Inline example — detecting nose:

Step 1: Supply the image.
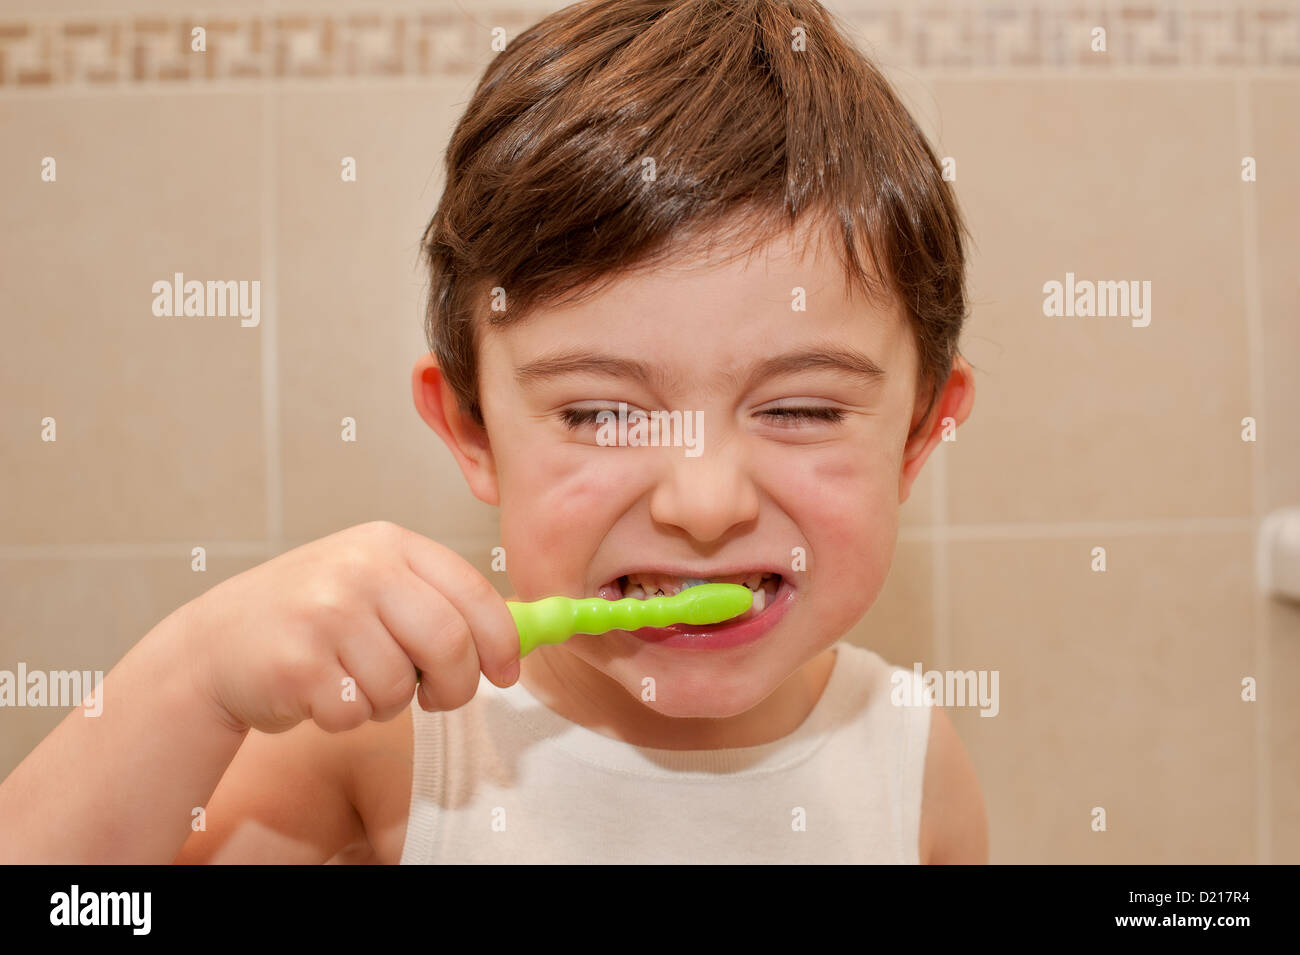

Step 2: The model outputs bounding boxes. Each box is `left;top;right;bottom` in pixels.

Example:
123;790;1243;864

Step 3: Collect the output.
647;443;760;544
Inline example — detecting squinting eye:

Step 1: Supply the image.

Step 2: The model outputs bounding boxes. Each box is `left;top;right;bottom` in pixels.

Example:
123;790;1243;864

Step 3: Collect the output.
758;407;847;426
559;407;606;429
559;406;646;429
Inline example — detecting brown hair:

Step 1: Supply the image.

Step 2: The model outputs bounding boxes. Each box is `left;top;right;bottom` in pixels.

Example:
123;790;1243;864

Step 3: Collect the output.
421;0;970;429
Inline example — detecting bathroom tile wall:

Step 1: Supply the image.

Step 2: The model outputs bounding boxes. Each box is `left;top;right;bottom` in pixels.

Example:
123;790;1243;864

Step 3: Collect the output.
2;1;1296;863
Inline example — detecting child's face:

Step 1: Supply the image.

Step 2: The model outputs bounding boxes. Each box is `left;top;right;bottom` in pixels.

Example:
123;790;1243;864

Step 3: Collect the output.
432;220;946;719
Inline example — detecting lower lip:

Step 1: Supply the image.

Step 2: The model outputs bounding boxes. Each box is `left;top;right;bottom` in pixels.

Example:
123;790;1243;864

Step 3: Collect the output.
611;577;796;650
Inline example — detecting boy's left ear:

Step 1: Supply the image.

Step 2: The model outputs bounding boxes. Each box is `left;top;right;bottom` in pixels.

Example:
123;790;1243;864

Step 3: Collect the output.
411;353;501;506
898;354;975;504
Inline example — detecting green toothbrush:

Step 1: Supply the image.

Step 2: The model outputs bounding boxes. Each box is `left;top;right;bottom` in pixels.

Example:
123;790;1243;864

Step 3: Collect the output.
508;582;754;657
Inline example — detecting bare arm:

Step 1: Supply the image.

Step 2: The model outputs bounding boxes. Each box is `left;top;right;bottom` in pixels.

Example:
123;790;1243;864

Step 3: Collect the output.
172;715;364;864
919;706;989;864
0;600;249;863
0;521;514;864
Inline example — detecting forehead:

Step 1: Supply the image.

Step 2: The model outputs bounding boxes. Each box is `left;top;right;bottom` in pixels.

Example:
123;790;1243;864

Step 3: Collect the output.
477;212;911;386
612;211;863;306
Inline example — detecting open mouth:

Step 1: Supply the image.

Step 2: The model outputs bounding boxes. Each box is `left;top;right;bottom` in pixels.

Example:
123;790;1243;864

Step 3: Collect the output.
597;571;784;623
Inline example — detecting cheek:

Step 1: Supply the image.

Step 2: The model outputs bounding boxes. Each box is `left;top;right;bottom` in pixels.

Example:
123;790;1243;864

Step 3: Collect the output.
790;449;899;534
536;454;640;525
498;453;643;582
786;450;899;597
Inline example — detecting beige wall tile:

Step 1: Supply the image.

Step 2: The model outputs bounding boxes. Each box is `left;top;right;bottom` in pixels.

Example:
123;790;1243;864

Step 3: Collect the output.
275;83;501;545
882;67;947;148
1249;79;1300;866
947;534;1256;863
0;94;266;544
842;538;934;670
2;1;264;13
881;68;955;530
1;1;1290;871
1251;80;1300;516
931;78;1251;524
1266;597;1300;863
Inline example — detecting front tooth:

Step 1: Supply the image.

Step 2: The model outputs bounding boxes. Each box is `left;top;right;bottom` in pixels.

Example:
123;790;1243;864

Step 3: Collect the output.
750;587;767;614
627;575;710;598
624;574;764;598
627;574;669;596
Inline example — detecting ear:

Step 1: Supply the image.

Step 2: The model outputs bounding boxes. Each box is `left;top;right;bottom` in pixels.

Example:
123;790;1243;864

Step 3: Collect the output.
898;354;975;504
411;353;500;506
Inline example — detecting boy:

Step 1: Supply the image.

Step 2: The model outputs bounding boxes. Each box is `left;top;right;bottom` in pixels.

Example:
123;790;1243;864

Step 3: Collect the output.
0;0;985;863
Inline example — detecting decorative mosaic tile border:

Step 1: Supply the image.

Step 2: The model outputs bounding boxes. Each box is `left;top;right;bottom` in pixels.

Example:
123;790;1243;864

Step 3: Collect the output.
0;2;1297;89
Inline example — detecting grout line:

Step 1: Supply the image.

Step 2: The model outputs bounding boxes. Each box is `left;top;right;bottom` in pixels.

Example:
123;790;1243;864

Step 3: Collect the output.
1236;73;1272;866
260;63;284;551
0;77;489;97
4;69;1300;100
898;515;1257;542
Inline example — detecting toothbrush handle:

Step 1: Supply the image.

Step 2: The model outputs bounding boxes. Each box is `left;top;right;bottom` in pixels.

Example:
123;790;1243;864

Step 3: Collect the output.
508;594;720;657
508;597;579;657
569;595;707;633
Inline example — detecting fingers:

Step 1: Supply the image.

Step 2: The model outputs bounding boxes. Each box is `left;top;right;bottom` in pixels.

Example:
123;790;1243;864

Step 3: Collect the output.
307;657;374;733
391;527;521;688
376;569;484;712
337;617;420;722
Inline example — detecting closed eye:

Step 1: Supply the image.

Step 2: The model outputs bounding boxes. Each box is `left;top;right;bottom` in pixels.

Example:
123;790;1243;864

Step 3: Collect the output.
559;405;845;430
758;406;846;426
559;406;644;429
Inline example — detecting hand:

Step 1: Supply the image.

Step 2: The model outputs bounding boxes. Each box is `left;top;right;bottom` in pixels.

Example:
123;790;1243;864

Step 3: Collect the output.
180;521;519;734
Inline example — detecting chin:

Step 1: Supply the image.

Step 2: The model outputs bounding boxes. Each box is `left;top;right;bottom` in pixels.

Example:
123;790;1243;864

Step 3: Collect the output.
613;662;777;720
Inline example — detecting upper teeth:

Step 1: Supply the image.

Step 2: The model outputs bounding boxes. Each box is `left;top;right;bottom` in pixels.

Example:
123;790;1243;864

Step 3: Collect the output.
620;573;776;599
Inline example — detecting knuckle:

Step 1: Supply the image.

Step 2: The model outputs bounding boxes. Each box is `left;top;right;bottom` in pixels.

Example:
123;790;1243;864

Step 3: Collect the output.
273;641;331;691
335;543;376;581
421;667;478;712
299;576;358;628
359;520;402;546
370;669;418;721
343;691;374;728
263;698;305;732
431;615;474;664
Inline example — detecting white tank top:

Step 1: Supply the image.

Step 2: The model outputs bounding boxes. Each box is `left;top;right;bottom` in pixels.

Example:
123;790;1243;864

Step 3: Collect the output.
400;641;931;863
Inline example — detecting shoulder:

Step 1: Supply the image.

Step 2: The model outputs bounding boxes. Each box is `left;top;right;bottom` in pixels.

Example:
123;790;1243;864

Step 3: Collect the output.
917;705;988;864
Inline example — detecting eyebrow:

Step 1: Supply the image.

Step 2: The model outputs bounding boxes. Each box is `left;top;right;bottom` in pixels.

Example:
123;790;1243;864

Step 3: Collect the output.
514;344;886;391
